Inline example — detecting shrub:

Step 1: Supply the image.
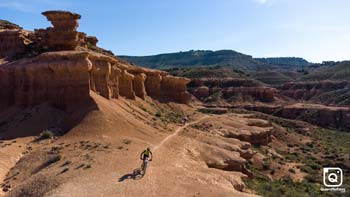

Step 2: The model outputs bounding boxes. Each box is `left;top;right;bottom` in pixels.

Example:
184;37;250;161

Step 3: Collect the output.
47;154;62;165
39;130;54;139
289;168;296;174
300;166;314;174
262;161;271;170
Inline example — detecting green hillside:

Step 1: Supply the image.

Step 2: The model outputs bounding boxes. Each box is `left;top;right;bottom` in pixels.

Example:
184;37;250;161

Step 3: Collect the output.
120;50;272;71
255;57;311;69
301;61;350;81
164;66;249;79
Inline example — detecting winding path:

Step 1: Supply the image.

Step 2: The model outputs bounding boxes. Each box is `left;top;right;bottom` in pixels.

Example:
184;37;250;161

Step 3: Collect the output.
153;115;208;151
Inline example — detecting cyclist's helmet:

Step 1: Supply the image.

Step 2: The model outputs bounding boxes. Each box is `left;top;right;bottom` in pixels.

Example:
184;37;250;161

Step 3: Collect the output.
147;147;151;151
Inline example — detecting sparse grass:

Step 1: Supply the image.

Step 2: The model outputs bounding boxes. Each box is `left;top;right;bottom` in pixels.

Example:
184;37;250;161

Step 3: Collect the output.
39;130;54;140
155;111;161;117
243;178;336;197
61;160;72;167
262;161;271;170
84;164;91;169
61;167;69;174
122;139;132;145
47;154;62;165
76;164;85;169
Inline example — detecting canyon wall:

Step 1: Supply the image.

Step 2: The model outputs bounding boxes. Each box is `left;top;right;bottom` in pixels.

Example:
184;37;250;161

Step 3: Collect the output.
0;50;192;111
0;52;91;111
279;81;350;106
0;11;192;112
189;78;278;103
0;30;26;61
242;103;350;131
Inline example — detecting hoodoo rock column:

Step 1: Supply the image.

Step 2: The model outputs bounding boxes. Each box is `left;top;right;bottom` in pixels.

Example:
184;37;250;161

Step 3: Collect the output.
36;11;81;51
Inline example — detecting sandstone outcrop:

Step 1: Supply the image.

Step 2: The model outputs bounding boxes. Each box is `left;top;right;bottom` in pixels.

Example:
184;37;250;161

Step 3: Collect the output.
86;36;98;47
0;52;91;110
118;69;136;99
222;87;277;102
161;75;191;103
132;73;147;99
189;78;277;103
189;78;261;88
0;11;192;112
279;80;350;106
144;71;163;97
0;30;27;61
38;11;81;50
241;103;350;131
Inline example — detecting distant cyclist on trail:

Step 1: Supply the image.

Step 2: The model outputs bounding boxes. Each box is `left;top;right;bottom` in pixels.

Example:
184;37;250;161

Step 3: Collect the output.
181;116;189;125
140;147;153;169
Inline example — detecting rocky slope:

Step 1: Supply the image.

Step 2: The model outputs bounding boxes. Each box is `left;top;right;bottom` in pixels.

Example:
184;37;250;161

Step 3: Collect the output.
280;80;350;106
189;78;279;103
241;103;350;131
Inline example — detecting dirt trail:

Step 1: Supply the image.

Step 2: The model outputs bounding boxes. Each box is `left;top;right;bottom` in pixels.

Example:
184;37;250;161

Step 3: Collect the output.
0;137;32;196
153;115;208;151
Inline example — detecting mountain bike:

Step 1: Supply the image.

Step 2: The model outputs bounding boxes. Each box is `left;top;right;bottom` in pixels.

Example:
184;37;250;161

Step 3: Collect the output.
134;157;152;177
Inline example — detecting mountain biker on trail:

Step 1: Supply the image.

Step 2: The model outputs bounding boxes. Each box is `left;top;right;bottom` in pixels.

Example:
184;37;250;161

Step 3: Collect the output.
140;147;153;169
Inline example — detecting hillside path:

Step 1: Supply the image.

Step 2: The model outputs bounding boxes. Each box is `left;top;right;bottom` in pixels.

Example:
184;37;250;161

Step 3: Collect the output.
153;115;208;151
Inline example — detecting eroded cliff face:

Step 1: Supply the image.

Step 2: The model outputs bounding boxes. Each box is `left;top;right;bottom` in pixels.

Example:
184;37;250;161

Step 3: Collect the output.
0;50;192;112
0;11;192;112
279;81;350;106
0;30;27;62
189;78;278;103
242;103;350;131
0;52;91;111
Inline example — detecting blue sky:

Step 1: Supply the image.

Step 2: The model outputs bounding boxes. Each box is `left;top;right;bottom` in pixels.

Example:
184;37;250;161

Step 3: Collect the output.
1;0;350;62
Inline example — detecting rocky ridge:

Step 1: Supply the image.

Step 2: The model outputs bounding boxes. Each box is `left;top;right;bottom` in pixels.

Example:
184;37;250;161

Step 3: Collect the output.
189;78;278;103
0;11;191;112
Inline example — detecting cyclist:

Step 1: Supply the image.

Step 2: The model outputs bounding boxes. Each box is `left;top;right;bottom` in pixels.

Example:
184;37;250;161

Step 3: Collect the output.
140;147;153;169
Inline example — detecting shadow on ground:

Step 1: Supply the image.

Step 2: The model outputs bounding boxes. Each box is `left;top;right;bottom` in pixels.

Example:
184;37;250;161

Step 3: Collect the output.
118;168;144;182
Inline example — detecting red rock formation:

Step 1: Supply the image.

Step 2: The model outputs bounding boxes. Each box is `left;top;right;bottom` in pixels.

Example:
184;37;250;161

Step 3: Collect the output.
161;75;191;103
189;78;261;88
36;11;81;51
0;10;193;113
280;80;350;101
89;55;119;99
133;73;147;99
118;69;136;99
241;103;350;131
0;30;26;61
144;71;163;97
192;86;210;99
189;78;277;103
222;87;277;102
86;36;98;47
0;52;91;110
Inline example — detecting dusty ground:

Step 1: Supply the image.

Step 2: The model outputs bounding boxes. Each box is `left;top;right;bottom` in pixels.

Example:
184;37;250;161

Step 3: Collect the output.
2;92;344;196
1;92;274;197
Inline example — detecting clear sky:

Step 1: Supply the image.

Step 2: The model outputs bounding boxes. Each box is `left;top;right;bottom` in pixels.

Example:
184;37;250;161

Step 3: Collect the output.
1;0;350;62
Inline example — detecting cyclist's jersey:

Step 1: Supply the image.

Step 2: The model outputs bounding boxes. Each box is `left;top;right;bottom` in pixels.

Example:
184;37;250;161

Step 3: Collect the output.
143;149;151;157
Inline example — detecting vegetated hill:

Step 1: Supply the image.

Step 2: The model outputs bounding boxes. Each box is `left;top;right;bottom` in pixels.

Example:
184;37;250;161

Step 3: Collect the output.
255;57;311;69
164;66;249;79
311;89;350;106
120;50;272;71
251;71;295;86
301;61;350;81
